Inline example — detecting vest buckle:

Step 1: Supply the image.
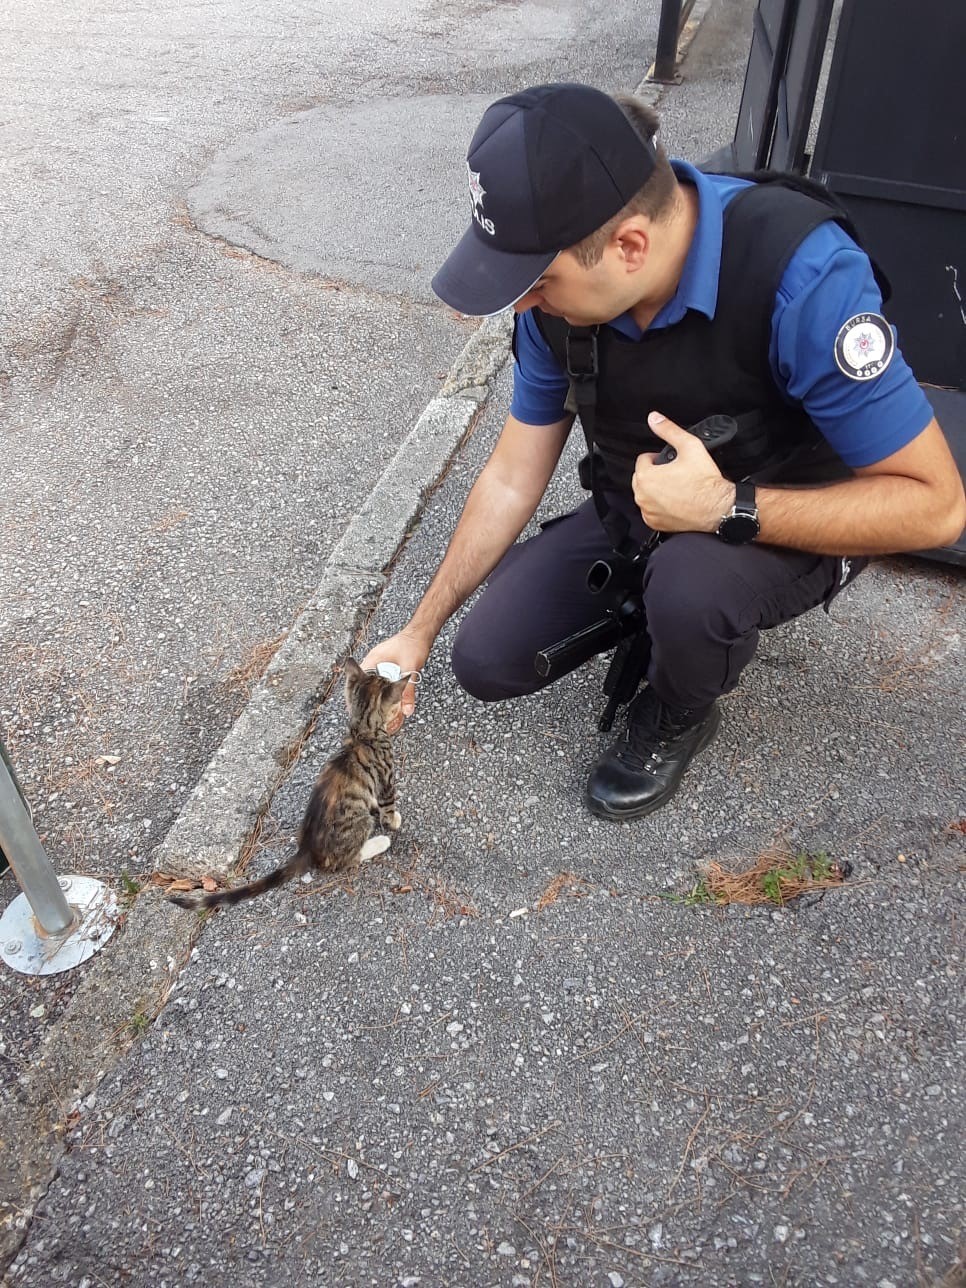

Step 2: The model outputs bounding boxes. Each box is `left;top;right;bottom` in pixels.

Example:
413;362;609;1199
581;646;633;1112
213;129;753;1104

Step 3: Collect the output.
565;328;599;382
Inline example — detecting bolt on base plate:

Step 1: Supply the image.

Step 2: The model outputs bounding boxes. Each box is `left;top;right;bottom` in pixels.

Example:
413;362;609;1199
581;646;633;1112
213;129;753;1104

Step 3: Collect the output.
1;876;119;976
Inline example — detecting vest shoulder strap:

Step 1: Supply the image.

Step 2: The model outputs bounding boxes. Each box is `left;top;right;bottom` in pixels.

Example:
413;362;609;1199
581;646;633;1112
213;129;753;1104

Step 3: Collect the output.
708;169;892;302
715;180;845;369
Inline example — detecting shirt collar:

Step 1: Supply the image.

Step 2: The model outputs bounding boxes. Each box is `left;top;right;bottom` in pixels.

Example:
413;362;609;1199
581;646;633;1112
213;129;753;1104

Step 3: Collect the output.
607;158;723;340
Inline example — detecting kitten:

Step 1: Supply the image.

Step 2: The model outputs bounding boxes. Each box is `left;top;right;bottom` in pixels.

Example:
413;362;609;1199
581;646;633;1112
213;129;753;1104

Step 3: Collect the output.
169;658;409;911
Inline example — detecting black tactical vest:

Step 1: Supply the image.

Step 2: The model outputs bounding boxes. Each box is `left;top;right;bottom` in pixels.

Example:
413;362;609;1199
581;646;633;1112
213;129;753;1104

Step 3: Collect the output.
530;176;885;511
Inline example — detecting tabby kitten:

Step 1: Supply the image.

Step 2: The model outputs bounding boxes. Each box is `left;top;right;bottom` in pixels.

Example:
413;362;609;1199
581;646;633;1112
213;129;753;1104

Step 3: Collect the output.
169;658;409;911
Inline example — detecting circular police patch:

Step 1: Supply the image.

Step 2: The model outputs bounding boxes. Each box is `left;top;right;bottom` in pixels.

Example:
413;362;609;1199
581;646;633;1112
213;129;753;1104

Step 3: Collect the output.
833;313;895;381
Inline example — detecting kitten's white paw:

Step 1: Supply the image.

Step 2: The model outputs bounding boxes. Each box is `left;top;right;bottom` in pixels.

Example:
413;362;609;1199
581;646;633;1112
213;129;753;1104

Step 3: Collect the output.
360;835;391;861
388;810;402;831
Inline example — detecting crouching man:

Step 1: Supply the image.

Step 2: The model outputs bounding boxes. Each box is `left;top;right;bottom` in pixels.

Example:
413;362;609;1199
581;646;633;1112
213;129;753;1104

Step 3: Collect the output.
363;84;965;820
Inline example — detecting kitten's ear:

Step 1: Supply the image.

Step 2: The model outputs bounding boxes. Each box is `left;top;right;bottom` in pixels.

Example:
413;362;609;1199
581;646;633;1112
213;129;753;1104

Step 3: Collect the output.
343;657;366;711
386;676;410;703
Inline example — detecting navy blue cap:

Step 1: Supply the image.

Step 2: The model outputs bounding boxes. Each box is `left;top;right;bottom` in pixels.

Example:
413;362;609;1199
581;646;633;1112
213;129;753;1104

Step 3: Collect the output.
432;83;657;316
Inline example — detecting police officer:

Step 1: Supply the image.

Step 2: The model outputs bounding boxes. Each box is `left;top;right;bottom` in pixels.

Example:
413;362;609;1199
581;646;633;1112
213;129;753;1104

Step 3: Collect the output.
363;83;965;821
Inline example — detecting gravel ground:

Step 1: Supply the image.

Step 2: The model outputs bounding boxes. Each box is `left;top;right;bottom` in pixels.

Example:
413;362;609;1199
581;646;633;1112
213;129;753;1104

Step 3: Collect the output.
7;876;962;1287
7;366;964;1287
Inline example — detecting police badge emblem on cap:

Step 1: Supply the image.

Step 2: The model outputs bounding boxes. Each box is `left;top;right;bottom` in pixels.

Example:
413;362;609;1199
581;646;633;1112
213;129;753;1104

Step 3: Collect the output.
833;312;895;381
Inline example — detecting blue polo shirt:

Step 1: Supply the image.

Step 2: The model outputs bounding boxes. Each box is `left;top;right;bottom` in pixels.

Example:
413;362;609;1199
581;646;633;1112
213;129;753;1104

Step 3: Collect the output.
510;160;933;468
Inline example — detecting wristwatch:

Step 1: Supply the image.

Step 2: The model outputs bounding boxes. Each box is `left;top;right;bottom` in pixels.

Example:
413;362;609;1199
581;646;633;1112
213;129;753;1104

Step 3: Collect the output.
716;481;760;545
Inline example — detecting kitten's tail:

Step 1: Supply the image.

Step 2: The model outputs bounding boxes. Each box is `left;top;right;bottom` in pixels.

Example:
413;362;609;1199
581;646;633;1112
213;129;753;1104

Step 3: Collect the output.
167;848;308;911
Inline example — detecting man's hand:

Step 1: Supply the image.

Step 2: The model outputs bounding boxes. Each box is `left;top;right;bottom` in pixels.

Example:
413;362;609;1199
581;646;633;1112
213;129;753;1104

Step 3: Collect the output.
360;628;430;733
632;412;734;534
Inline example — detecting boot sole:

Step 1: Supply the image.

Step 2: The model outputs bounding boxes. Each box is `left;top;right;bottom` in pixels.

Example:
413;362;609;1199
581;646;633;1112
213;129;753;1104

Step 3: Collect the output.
585;707;722;822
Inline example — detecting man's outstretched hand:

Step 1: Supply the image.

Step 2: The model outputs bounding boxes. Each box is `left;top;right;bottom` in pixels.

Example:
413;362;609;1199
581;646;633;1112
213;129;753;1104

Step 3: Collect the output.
632;411;735;534
360;629;431;733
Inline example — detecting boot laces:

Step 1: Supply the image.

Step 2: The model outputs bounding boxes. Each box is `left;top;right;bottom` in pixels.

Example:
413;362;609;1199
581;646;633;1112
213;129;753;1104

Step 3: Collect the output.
618;691;695;773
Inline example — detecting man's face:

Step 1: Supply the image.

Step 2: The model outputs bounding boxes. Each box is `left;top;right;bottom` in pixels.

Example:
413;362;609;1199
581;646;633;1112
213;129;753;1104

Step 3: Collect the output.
512;250;623;326
510;218;664;327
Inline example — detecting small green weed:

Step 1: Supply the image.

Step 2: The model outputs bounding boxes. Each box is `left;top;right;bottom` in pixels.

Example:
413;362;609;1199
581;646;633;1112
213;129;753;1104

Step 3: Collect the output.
759;851;837;905
809;851;835;880
120;869;141;899
706;847;848;907
129;1010;151;1036
659;879;719;907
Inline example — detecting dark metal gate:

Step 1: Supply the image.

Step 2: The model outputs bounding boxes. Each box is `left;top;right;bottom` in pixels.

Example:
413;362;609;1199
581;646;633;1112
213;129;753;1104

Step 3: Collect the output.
700;0;966;564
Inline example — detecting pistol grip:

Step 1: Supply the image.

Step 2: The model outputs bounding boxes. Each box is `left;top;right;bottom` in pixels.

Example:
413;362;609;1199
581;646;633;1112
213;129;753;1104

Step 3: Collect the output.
653;414;739;465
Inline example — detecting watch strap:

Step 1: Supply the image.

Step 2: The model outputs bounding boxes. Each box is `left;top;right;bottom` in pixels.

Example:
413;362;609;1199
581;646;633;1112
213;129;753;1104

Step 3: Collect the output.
733;480;757;515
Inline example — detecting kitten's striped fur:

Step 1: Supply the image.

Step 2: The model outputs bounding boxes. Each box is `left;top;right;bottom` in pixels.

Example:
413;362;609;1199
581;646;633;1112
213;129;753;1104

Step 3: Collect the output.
169;658;408;911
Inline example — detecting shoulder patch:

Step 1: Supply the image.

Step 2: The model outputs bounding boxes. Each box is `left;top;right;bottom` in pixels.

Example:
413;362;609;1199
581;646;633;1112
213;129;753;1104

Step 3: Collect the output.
833;312;895;381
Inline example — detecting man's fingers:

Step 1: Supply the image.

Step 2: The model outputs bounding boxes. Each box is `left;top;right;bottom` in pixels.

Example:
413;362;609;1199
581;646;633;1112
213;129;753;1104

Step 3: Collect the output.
402;680;417;716
647;411;694;448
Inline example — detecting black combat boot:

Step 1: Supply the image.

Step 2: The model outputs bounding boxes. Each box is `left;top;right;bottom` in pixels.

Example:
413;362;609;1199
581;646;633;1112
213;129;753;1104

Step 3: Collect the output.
585;686;721;820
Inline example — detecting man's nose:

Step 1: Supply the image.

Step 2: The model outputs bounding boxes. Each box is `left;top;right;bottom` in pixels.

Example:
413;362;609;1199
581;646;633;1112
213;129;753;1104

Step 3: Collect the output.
513;291;539;314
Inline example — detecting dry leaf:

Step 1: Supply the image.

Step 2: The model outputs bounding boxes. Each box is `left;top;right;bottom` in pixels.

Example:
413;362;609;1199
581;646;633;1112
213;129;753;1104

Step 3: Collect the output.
537;871;591;912
151;872;204;893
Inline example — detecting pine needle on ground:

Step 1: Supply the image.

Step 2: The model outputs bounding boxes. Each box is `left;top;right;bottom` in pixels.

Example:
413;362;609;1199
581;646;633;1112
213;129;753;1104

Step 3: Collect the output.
701;847;849;907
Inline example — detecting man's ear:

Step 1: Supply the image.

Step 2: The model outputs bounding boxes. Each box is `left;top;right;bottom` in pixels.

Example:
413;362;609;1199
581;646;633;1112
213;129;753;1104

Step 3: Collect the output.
614;222;649;271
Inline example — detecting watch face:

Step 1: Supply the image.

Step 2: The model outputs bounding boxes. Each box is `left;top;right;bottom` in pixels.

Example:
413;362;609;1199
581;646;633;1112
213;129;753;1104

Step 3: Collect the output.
718;511;760;545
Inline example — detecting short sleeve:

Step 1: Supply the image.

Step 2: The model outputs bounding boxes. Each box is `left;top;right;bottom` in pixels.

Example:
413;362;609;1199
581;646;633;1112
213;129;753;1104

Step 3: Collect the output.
771;222;934;467
509;310;571;426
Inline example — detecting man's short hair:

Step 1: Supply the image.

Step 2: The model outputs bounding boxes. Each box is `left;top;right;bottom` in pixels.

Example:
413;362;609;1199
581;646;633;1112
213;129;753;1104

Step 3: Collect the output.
572;95;677;267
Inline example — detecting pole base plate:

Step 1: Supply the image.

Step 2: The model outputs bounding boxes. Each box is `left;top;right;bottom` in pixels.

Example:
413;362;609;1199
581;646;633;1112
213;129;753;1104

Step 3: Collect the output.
1;876;119;976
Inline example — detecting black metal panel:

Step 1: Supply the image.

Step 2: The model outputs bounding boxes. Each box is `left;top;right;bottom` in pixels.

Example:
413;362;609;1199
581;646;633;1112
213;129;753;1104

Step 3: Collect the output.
811;0;966;194
709;0;831;174
769;0;832;171
730;0;791;169
810;0;966;393
835;198;966;389
704;0;966;564
817;174;966;214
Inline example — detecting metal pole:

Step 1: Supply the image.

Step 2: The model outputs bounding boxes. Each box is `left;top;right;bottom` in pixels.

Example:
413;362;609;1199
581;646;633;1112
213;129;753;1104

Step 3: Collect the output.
0;739;28;875
0;752;75;936
653;0;684;82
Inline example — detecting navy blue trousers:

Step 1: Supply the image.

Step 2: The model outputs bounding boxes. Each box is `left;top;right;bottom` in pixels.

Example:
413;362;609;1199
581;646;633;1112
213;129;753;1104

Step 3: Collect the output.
452;500;863;710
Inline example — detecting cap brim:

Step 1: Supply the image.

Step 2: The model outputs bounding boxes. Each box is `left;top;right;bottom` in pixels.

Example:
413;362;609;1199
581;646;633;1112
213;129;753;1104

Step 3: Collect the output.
431;225;557;317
